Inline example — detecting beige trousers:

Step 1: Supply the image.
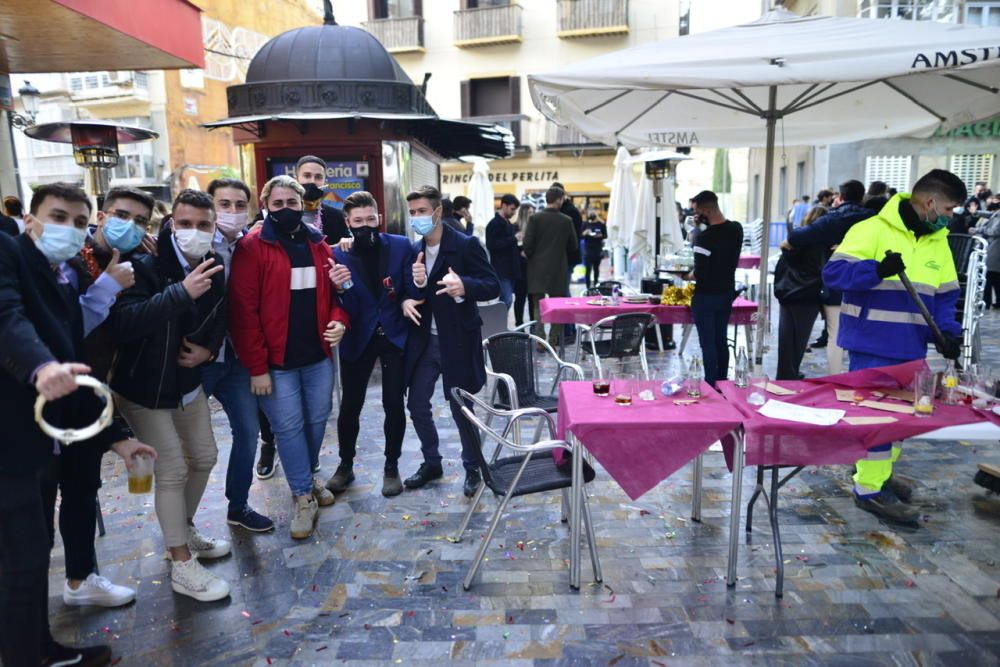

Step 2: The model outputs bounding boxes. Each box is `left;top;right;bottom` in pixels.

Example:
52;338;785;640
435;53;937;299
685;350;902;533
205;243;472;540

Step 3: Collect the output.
823;304;844;375
115;390;218;548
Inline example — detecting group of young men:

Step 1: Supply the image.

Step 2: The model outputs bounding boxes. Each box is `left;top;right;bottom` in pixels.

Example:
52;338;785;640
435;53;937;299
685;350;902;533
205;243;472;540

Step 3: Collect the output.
0;153;499;665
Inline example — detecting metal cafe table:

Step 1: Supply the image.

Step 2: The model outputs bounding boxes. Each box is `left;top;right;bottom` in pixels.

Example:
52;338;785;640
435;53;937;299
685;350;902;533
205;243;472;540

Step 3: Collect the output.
556;379;745;590
717;376;999;598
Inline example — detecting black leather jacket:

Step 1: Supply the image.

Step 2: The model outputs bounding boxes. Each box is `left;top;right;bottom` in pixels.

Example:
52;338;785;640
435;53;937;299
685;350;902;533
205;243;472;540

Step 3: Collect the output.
110;224;226;409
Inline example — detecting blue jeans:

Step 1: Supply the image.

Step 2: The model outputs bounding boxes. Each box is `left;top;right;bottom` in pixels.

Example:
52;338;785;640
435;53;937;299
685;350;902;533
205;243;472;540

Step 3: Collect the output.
691;292;733;386
406;335;478;472
498;277;514;308
202;349;260;514
258;358;334;496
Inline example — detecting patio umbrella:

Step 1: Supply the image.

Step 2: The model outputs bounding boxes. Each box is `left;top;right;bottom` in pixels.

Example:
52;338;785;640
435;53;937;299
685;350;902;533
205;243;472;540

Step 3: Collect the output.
607;146;637;250
629;174;656;278
466;158;494;244
529;9;1000;365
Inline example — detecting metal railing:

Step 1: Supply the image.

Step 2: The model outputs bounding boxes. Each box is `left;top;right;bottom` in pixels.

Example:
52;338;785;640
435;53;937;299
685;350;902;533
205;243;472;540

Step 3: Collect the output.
362;16;424;52
454;4;523;47
557;0;629;36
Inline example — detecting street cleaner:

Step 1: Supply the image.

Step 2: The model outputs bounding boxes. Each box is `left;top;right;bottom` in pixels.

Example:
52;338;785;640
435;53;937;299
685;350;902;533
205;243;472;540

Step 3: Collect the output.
823;169;965;524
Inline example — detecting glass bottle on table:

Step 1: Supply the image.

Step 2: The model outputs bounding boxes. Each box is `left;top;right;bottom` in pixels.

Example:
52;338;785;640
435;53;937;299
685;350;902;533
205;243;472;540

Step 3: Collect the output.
685;356;703;398
734;347;750;388
611;283;622;306
941;359;960;406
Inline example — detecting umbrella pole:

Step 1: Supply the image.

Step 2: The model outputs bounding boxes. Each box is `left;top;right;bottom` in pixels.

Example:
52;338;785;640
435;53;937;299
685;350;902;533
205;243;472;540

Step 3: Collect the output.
753;86;778;372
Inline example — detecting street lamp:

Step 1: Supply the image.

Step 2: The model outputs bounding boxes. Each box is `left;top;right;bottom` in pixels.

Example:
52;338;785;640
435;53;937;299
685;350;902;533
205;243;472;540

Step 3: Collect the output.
9;81;40;128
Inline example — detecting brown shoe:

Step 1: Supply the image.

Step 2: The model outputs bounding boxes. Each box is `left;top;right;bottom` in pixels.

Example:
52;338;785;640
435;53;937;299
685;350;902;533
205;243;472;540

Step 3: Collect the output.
382;471;403;497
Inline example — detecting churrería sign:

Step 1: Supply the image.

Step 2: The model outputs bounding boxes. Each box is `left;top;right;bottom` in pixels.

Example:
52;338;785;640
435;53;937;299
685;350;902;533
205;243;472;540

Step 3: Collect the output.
442;169;560;185
934;116;1000;139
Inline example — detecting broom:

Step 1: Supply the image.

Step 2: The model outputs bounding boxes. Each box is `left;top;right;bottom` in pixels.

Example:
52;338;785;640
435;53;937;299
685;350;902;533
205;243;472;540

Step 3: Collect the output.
886;252;1000;495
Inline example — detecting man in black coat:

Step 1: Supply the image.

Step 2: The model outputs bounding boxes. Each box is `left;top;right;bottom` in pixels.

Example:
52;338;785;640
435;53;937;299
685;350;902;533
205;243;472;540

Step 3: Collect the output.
485;193;521;308
0;182;156;667
400;186;500;498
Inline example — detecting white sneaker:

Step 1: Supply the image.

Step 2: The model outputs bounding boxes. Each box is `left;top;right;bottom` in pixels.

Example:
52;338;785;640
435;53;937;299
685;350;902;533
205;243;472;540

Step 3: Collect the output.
170;556;230;602
188;524;231;559
290;495;318;539
312;477;335;507
62;573;135;607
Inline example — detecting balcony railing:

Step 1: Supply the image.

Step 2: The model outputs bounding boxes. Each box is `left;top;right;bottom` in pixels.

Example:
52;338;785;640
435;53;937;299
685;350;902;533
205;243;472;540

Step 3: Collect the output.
557;0;629;37
454;4;523;48
362;16;424;53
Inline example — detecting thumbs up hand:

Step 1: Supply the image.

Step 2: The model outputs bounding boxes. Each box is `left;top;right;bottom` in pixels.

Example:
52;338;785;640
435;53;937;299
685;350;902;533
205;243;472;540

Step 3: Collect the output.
435;266;465;299
104;248;135;289
327;256;352;291
412;251;427;288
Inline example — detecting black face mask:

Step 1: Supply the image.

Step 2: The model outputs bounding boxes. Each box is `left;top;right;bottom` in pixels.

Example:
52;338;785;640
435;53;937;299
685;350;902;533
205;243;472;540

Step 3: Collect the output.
269;207;304;234
696;214;709;226
351;226;381;253
302;183;325;203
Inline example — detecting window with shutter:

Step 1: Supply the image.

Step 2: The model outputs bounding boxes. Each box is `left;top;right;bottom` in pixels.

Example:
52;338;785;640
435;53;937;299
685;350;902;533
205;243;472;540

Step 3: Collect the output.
949;154;995;191
864;155;912;192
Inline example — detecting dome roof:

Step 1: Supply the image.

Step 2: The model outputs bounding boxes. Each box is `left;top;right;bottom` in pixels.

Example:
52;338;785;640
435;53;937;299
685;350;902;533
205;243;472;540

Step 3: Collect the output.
245;25;413;85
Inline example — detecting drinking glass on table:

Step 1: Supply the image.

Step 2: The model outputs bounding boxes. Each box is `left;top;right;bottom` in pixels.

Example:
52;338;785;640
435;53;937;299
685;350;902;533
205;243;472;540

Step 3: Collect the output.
592;372;610;397
747;373;768;407
913;368;937;417
613;368;635;406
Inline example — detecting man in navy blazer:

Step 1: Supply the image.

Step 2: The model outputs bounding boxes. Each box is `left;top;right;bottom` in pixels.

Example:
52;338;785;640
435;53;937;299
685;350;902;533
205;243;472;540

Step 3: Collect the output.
324;191;414;498
485;193;522;308
400;185;500;498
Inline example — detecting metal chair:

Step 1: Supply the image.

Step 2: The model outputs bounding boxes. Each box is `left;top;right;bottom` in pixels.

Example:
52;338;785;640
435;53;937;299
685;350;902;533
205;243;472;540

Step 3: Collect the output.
576;313;655;379
484;331;584;414
449;387;599;590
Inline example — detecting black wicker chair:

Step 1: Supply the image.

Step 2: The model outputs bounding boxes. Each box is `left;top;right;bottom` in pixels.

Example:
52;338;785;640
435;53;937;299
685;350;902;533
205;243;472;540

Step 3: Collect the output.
576;312;655;379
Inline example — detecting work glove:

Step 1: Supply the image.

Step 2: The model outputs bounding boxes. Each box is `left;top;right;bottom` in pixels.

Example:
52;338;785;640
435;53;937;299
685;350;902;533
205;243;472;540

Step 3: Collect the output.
934;333;962;361
876;252;906;279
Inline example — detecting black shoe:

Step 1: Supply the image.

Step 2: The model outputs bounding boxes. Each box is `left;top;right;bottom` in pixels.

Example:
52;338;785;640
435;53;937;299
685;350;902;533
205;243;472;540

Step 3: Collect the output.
226;506;275;532
256;442;276;479
43;642;111;667
404;463;443;489
882;474;916;503
382;469;404;497
811;335;828;349
664;339;677;350
853;489;920;525
463;469;482;498
325;466;355;493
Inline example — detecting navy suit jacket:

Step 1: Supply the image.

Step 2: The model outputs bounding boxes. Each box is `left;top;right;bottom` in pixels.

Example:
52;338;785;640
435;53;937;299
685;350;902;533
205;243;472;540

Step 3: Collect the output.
333;233;414;362
404;224;500;393
485;212;521;281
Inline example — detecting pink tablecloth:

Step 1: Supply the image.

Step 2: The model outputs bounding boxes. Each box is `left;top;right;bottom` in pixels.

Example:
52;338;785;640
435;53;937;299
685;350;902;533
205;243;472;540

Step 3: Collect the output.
717;379;986;469
737;254;761;269
557;380;744;500
540;296;758;326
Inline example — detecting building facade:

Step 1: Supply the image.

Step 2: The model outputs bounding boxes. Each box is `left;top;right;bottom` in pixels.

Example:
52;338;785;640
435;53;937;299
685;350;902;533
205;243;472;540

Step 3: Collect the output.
749;0;1000;224
10;0;319;200
333;0;758;222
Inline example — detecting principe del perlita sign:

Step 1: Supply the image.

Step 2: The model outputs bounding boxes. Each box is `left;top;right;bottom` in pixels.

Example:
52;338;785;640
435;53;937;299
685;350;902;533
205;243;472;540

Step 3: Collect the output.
442;169;560;186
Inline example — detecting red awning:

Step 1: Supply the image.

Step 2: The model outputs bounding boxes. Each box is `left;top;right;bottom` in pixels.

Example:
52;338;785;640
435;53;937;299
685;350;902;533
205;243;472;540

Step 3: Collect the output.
0;0;204;74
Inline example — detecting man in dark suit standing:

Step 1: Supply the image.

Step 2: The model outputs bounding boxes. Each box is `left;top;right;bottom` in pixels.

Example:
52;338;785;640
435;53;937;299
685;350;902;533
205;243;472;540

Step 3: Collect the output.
325;191;414;498
524;187;578;347
0;182;156;667
400;185;500;498
485;193;521;308
295;155;350;244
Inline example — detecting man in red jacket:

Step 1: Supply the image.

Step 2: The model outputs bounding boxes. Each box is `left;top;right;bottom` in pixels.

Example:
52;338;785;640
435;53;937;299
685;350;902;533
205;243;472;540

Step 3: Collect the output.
229;175;350;540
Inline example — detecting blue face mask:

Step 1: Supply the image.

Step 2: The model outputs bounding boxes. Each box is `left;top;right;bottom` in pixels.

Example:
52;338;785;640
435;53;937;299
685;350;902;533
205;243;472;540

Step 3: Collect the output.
36;223;86;264
102;216;145;253
409;215;435;237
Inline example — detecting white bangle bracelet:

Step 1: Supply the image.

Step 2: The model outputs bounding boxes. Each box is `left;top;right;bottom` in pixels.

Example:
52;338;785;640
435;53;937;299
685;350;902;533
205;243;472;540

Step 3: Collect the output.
34;375;114;445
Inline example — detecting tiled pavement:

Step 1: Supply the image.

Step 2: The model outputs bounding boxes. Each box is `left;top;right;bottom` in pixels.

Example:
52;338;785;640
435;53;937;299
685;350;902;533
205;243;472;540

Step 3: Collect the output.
48;307;1000;666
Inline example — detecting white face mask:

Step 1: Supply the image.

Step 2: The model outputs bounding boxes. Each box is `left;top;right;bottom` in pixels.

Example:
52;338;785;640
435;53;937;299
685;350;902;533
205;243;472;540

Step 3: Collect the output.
215;211;248;237
174;228;215;258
